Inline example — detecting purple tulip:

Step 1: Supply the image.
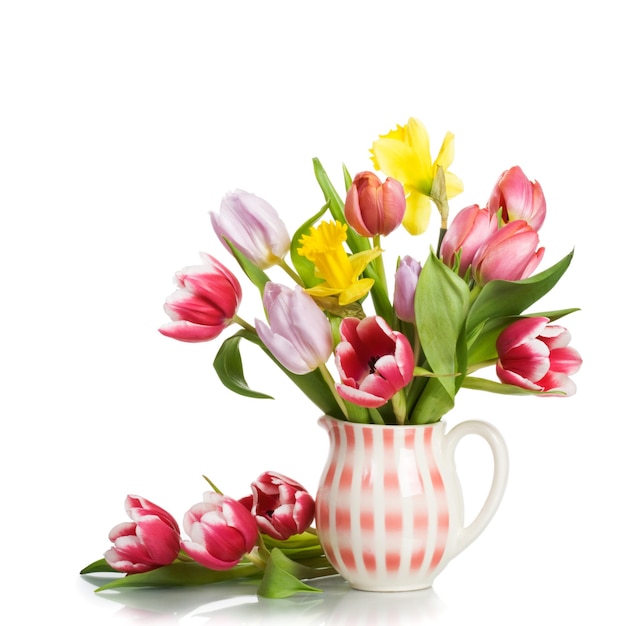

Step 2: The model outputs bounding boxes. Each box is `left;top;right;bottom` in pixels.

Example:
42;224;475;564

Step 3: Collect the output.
496;317;582;396
182;492;258;570
211;190;291;269
104;495;181;573
335;316;415;408
393;255;422;323
255;283;333;374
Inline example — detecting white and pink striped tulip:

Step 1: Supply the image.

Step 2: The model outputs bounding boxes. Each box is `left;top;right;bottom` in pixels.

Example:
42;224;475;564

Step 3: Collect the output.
211;190;291;269
159;253;242;342
255;283;333;375
496;316;582;396
487;165;547;231
104;495;181;573
244;471;316;540
182;492;258;570
335;316;415;408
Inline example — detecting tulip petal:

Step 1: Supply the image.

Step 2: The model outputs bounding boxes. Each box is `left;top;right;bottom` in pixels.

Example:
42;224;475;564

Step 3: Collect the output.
158;320;225;342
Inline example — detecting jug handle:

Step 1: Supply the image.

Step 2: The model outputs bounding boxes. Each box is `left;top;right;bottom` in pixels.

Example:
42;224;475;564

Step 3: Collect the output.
443;420;509;557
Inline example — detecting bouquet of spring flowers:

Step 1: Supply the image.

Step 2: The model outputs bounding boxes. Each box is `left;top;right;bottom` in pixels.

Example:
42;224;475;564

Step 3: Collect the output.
81;117;582;598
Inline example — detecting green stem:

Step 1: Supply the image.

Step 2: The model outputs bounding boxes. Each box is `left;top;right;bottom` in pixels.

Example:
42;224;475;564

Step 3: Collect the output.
278;258;305;287
232;314;256;334
391;389;407;425
466;358;498;374
318;363;349;420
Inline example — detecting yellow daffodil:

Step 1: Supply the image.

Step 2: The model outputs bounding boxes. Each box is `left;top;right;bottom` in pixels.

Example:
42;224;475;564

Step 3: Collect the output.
370;117;464;235
297;220;381;306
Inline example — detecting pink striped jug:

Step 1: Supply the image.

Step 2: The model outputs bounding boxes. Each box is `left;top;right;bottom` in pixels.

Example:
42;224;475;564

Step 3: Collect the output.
315;416;509;591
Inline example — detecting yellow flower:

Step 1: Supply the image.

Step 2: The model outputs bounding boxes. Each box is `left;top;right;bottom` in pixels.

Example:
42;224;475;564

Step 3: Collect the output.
370;117;464;235
297;220;381;306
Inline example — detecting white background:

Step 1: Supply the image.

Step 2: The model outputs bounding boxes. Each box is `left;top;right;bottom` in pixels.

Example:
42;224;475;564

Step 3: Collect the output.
1;1;623;624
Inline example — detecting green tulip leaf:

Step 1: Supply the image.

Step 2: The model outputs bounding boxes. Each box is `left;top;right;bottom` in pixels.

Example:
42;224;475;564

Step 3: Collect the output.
257;549;323;598
415;250;470;402
467;250;574;332
80;558;118;574
223;239;270;296
214;330;343;417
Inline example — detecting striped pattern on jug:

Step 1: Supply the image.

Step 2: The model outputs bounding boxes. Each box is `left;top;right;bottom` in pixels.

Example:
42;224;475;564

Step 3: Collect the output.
316;418;450;589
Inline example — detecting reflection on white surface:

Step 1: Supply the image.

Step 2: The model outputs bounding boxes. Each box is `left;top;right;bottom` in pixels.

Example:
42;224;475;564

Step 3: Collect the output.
81;574;446;625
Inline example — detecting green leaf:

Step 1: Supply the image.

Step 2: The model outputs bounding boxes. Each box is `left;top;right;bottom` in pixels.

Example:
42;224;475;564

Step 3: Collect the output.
80;558;118;574
214;332;274;399
224;239;270;295
257;549;324;598
92;561;260;592
290;201;330;288
409;378;455;424
462;376;566;396
342;163;353;191
215;329;342;417
415;250;470;402
467;250;574;332
312;158;369;254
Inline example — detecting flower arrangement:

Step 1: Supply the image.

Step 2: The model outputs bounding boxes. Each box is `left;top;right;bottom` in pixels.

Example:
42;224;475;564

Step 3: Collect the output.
81;117;582;598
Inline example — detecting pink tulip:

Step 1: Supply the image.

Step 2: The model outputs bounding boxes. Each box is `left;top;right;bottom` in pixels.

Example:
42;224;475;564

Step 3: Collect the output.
104;495;181;574
159;253;242;342
496;317;582;396
182;492;258;570
344;171;406;237
211;190;291;269
487;166;546;231
335;316;415;408
440;204;498;276
255;283;333;374
472;220;545;284
393;255;422;323
243;471;316;540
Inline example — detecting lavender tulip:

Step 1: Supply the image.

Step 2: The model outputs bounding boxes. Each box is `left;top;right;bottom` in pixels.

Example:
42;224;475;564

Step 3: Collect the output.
211;190;291;269
255;283;333;374
393;255;422;323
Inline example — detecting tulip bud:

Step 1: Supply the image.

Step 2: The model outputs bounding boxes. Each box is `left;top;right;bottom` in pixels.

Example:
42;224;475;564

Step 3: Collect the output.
393;255;422;323
182;492;258;570
255;283;333;374
211;190;291;269
472;220;545;284
440;204;497;276
345;171;406;237
159;253;242;342
245;471;316;540
487;166;546;231
496;317;582;396
335;316;415;408
104;495;181;573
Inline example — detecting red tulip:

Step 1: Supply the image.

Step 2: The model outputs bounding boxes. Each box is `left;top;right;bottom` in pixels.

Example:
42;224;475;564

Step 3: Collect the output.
159;253;242;342
335;316;414;408
487;166;546;231
496;317;582;396
345;171;406;237
244;471;315;540
182;492;258;570
104;495;181;573
472;220;544;284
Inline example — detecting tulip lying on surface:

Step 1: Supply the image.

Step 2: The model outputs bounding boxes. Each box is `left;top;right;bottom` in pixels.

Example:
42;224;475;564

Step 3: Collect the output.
159;253;242;342
344;171;406;237
255;283;333;375
104;496;181;573
335;316;414;408
243;471;316;541
496;317;582;396
182;491;258;570
487;166;546;231
211;189;291;269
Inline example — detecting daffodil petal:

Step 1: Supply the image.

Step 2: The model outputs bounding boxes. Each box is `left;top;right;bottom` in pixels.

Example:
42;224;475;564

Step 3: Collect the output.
370;138;419;185
444;171;464;198
348;248;382;277
338;278;375;305
434;131;455;169
402;192;432;236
